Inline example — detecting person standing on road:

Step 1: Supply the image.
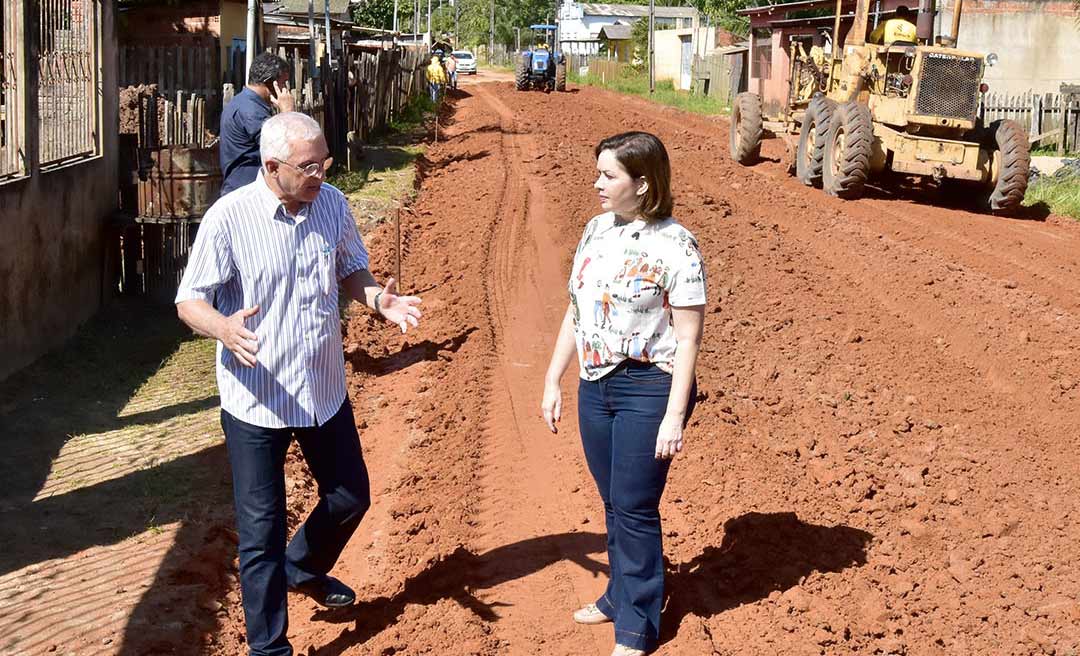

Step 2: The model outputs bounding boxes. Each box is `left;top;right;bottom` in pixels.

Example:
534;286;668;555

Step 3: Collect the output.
541;131;707;656
426;54;447;103
219;52;295;196
445;53;458;90
176;112;423;656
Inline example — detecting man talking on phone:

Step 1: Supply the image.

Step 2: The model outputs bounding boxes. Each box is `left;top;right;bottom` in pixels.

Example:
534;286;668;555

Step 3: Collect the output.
219;52;296;196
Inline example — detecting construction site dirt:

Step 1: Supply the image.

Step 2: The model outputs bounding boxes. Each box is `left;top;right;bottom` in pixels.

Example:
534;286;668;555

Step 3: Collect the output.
198;80;1080;655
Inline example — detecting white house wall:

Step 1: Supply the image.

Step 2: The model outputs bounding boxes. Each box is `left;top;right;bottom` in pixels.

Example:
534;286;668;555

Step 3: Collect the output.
654;27;715;89
939;0;1075;96
558;1;692;55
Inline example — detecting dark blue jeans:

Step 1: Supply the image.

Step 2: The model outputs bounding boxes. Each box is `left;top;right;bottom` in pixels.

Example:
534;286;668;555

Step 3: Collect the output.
221;399;371;656
578;361;696;652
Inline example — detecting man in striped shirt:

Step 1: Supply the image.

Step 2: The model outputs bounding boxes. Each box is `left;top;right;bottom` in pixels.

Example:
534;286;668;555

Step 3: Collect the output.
176;112;422;656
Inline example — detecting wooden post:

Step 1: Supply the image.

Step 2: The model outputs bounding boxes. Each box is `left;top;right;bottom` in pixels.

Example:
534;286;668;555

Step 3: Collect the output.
1059;93;1067;156
395;206;403;287
1031;94;1041;138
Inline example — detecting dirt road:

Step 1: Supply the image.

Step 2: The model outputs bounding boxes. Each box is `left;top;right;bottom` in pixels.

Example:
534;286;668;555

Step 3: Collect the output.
210;81;1080;655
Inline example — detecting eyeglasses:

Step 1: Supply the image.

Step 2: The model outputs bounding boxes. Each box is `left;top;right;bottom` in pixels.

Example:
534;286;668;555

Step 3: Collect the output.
274;156;333;178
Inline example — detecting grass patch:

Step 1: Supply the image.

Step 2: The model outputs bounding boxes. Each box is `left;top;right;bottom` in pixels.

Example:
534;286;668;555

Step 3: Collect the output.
1025;174;1080;220
570;68;730;115
326;92;436;228
1031;146;1079;156
389;93;438;134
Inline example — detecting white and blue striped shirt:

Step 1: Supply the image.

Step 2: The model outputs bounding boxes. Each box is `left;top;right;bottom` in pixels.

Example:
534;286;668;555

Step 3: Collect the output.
176;171;369;428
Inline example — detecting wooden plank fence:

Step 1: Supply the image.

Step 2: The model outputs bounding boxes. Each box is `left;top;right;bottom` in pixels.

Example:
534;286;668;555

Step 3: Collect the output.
691;51;747;108
120;45;223;126
588;59;628;84
115;42;429;301
571;51;747;109
981;89;1080;154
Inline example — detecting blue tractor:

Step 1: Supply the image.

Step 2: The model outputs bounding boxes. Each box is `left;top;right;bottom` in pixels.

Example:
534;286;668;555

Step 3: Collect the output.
515;24;566;92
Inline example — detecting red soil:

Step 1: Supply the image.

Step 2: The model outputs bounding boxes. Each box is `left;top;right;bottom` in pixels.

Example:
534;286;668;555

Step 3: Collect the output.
204;81;1080;655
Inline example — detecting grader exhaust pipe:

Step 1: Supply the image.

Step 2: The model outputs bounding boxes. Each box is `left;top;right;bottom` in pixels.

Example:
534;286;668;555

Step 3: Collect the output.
949;0;963;46
917;0;936;43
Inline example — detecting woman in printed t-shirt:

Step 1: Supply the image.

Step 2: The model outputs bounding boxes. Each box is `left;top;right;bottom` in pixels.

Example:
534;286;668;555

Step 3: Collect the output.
541;131;707;656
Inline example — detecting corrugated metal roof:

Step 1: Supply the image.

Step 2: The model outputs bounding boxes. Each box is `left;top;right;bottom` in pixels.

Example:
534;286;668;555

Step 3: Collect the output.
579;3;698;18
737;0;852;15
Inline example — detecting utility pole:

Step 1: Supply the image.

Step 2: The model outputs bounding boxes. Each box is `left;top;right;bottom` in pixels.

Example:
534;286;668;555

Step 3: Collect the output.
648;0;655;93
553;0;560;52
454;0;460;47
393;0;399;34
324;0;332;67
308;0;318;79
427;0;432;45
489;0;495;65
245;0;257;80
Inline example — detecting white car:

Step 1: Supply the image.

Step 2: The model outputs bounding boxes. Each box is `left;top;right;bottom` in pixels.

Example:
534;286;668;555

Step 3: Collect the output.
451;50;477;74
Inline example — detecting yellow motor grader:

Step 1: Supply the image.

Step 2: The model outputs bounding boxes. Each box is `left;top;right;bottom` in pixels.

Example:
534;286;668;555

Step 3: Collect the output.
730;0;1029;213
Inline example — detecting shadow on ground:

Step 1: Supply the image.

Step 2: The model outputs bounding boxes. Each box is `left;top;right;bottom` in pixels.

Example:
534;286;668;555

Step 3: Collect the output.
292;512;870;653
865;175;1051;221
0;297;236;654
660;511;873;644
305;531;608;654
0;299;227;575
345;326;479;376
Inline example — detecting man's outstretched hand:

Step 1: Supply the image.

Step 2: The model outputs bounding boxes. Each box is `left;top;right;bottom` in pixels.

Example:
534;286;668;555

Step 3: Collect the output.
378;278;422;333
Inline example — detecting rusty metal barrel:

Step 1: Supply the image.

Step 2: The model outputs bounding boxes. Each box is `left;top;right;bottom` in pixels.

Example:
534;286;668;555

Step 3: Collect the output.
137;145;222;219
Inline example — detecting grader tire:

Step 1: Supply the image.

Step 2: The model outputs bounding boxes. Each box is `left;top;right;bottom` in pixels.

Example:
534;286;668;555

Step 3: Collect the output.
986;119;1030;214
515;56;530;91
823;102;873;199
730;92;763;165
796;94;835;187
555;63;567;91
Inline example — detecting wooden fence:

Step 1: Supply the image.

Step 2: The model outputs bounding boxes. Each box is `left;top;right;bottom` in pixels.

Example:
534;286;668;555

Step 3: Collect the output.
114;43;429;300
120;45;224;127
691;51;747;108
981;88;1080;154
588;59;629;84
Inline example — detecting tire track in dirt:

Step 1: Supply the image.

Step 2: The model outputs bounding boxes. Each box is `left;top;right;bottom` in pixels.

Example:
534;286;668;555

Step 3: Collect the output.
465;82;613;656
490;82;1080;654
208;82;1080;655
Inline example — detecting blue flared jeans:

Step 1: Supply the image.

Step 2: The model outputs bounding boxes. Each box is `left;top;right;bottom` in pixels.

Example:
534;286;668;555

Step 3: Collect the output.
577;361;696;651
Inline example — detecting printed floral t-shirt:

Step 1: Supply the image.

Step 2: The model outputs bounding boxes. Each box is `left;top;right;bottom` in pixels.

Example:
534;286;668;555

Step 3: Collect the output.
568;212;707;381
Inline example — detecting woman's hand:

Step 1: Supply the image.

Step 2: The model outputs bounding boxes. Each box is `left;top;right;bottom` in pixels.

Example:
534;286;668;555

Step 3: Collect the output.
541;380;562;433
655;413;684;459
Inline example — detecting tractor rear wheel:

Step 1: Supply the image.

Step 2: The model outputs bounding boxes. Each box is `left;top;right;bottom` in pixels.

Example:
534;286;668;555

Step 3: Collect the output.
823;102;873;199
985;119;1030;214
796;94;835;187
555;63;567;91
515;55;529;91
730;92;763;165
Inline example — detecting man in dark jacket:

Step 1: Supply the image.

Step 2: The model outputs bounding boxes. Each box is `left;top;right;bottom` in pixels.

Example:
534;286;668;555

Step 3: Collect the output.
219;52;295;196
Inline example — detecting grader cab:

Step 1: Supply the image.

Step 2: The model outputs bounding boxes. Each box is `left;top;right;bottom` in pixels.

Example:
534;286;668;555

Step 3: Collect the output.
730;0;1029;213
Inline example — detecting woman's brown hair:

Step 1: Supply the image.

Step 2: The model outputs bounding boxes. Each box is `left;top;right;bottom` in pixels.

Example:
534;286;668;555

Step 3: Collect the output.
594;131;673;221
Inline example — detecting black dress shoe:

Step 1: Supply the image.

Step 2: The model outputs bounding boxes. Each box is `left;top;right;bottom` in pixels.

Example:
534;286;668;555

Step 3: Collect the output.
289;576;356;608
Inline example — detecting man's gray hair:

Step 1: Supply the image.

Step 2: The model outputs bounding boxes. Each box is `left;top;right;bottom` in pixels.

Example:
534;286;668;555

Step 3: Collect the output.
260;112;323;164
